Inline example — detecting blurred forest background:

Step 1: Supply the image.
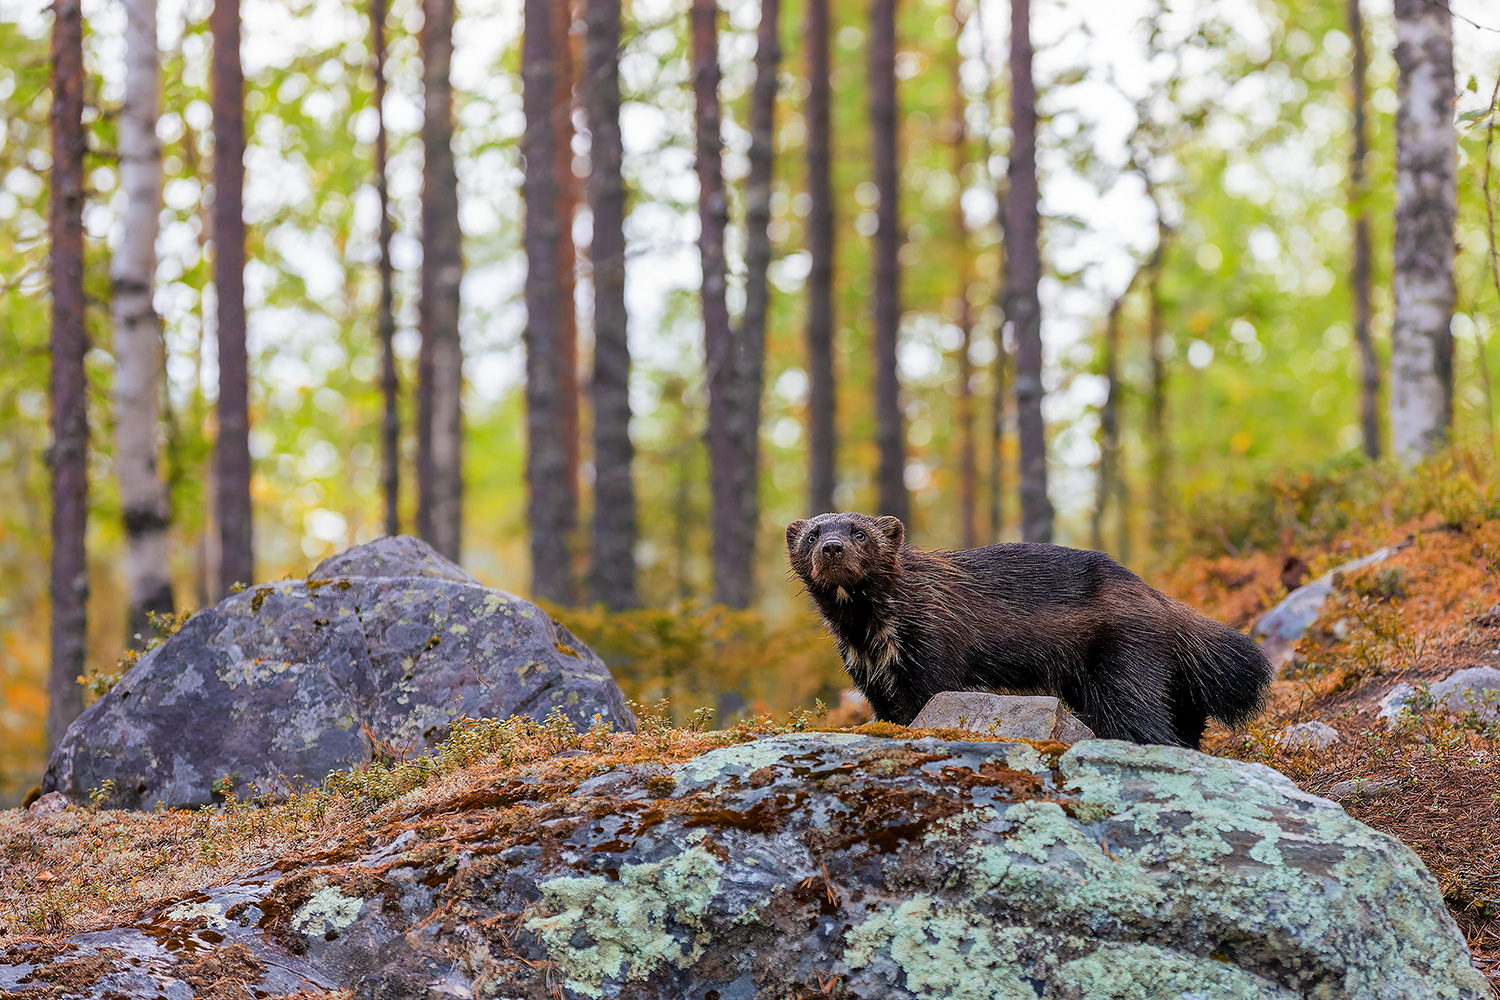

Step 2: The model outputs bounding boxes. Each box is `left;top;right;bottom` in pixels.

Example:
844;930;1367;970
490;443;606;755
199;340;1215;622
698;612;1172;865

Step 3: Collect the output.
2;0;1500;805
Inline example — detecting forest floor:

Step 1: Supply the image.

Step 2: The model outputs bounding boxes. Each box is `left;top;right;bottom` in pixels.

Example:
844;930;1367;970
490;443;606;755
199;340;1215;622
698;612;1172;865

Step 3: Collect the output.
2;509;1499;992
1162;511;1500;987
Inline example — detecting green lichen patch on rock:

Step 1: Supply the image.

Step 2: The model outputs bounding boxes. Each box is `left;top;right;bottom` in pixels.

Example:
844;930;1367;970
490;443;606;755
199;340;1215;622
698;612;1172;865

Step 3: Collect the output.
1;730;1489;999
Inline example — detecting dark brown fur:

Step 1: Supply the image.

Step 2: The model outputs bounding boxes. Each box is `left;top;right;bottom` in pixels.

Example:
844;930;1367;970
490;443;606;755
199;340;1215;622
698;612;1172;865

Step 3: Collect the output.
786;512;1271;748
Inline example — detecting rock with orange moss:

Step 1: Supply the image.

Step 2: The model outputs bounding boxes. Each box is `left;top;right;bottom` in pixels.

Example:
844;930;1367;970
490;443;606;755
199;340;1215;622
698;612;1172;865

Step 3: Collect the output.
4;732;1489;999
40;536;634;810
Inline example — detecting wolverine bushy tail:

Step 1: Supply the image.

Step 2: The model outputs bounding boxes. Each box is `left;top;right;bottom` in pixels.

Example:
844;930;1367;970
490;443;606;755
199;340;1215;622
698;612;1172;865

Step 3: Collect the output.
1171;608;1273;730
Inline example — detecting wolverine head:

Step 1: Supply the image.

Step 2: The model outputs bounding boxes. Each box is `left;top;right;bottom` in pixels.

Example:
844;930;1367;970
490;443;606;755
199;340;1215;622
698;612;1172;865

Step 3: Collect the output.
786;512;905;593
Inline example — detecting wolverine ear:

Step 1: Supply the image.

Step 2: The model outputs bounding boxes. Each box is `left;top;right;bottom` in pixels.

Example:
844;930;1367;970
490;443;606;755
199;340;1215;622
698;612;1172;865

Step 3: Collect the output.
786;519;809;553
875;516;905;548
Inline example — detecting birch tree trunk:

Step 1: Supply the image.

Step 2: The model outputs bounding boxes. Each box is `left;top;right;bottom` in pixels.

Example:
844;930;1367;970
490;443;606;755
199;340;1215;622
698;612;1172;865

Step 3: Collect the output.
1006;0;1051;543
523;0;570;602
585;0;638;610
113;0;173;644
1389;0;1455;463
417;0;464;561
212;0;253;595
804;0;836;517
372;0;400;537
49;0;88;753
1348;0;1381;460
870;0;907;524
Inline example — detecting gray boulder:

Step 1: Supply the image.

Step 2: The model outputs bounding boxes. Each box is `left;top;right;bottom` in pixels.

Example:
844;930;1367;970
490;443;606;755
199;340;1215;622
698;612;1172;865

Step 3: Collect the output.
7;734;1487;998
1254;547;1391;668
41;536;634;809
910;691;1095;742
1429;667;1500;720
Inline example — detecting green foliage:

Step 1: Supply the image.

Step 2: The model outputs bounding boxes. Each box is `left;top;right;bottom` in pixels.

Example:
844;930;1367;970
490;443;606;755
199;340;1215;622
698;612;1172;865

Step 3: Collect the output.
545;602;844;725
1173;447;1500;560
82;608;195;699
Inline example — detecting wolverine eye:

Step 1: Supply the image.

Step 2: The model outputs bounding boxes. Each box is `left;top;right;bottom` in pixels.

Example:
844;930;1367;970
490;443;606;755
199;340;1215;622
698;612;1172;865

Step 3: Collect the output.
853;530;865;541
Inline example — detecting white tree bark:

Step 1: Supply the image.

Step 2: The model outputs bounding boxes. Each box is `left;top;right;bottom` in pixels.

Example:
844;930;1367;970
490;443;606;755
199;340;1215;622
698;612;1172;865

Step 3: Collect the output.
1390;0;1455;463
112;0;173;641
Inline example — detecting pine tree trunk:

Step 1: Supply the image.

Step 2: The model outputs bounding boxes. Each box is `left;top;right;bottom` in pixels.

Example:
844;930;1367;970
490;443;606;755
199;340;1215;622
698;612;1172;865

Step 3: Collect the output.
49;0;88;753
692;0;739;606
212;0;252;594
949;0;974;549
1348;0;1380;461
523;0;570;602
719;0;780;607
1147;260;1169;551
114;0;173;644
552;0;580;571
1389;0;1454;463
417;0;464;561
1093;296;1123;554
990;174;1007;544
585;0;638;610
372;0;400;537
1005;0;1051;543
804;0;836;517
870;0;907;524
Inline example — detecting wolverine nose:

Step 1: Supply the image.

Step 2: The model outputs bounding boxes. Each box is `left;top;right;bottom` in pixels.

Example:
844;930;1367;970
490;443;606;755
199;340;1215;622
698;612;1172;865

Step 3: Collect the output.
821;540;843;557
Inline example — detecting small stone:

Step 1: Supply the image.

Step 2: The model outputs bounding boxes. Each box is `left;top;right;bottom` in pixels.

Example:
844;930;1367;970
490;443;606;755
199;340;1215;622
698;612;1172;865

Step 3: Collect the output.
1474;604;1500;628
909;691;1095;743
1429;667;1500;720
1275;721;1340;751
1326;777;1401;803
26;791;69;817
1377;683;1416;723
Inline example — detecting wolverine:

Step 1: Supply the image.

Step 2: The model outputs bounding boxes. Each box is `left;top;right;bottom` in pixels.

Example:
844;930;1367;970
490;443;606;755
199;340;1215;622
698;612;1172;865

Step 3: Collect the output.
786;512;1271;748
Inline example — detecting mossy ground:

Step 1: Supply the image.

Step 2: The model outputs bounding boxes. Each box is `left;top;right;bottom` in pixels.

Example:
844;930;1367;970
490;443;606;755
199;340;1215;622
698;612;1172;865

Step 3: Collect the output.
1158;509;1500;988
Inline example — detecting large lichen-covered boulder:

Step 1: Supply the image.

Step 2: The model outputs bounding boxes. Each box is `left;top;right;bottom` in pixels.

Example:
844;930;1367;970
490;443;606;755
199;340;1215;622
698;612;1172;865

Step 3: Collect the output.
9;733;1487;998
41;536;634;809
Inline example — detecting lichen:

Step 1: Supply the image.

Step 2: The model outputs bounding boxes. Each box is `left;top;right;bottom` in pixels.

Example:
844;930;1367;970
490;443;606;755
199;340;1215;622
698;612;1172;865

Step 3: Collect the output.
842;896;1039;1000
1050;942;1298;999
676;732;867;790
523;844;725;998
164;900;228;929
291;885;364;938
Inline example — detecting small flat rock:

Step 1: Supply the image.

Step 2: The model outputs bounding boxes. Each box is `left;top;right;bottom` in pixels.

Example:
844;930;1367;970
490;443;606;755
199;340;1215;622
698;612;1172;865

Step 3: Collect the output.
1254;548;1391;668
909;691;1095;743
1327;777;1402;803
26;790;69;816
1275;721;1340;750
1429;666;1500;719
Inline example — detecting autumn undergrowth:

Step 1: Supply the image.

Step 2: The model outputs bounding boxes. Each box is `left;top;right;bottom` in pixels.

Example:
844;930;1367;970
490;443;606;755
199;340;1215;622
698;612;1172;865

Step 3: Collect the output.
0;699;836;939
1176;452;1500;980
